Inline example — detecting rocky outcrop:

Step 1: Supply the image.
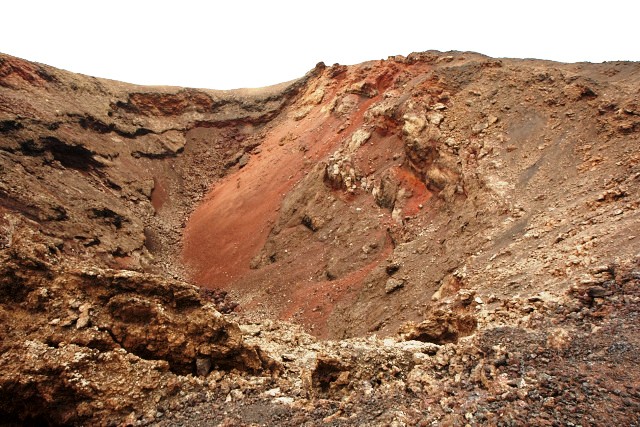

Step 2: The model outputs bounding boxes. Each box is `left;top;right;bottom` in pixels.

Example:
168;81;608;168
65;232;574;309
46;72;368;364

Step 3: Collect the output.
0;214;272;424
183;51;640;340
157;262;640;425
399;291;478;344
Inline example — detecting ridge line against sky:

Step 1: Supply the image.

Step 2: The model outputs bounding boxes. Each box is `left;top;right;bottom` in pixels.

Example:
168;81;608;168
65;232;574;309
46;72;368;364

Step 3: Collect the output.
2;0;638;89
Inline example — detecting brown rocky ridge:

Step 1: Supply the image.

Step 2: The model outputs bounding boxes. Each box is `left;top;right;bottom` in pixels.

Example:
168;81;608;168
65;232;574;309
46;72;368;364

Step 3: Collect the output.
0;51;639;425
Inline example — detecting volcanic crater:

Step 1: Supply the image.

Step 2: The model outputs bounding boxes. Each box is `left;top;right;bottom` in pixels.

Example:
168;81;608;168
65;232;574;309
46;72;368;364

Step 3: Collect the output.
1;51;639;425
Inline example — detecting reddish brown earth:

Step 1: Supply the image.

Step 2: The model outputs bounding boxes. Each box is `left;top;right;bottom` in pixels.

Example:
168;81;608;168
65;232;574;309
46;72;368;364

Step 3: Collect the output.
1;51;640;425
182;53;640;341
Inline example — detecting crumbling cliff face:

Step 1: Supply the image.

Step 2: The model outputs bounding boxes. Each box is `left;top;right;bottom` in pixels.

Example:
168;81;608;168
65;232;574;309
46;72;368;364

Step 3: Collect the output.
0;53;297;424
182;52;640;339
0;53;317;276
1;51;639;425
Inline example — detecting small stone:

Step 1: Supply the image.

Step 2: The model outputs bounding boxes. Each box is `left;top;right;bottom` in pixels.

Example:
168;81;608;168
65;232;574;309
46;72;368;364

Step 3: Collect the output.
591;265;612;274
61;317;77;327
238;153;250;168
587;286;610;298
458;290;476;304
196;357;212;377
472;122;489;134
274;396;294;405
76;303;92;329
333;371;350;386
386;263;401;275
428;112;444;125
240;324;262;336
445;137;459;148
76;313;90;329
385;278;405;294
265;387;281;397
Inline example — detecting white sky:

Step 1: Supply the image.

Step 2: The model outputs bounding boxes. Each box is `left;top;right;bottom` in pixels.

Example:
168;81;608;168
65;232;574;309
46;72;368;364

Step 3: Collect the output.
2;1;638;90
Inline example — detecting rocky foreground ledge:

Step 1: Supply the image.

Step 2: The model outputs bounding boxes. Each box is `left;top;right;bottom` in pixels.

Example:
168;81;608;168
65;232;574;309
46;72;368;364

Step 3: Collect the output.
0;215;274;424
1;211;639;425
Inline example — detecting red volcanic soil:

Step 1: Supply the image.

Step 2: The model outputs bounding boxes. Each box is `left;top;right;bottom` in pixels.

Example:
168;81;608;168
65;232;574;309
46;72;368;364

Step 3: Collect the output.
181;62;433;335
279;233;394;337
392;166;433;215
182;92;347;286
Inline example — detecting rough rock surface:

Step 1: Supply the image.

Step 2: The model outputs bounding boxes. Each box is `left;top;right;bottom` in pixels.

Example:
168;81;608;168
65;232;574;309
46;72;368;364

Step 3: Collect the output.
1;51;640;425
158;268;640;426
0;214;272;424
182;51;640;341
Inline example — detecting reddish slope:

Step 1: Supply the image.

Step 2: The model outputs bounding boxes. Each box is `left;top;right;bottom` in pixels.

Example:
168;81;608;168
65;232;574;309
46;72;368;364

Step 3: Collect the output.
183;53;640;340
183;76;353;284
182;61;433;335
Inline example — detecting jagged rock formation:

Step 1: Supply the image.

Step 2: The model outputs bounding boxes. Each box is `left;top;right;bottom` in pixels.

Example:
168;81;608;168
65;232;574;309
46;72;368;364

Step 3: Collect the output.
183;52;640;340
0;211;273;424
1;51;639;425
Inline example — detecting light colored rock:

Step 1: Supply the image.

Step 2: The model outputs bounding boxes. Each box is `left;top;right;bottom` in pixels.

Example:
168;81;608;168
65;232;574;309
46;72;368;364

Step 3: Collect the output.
305;88;325;105
385;278;405;294
402;114;426;138
428;111;444;125
347;129;371;152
